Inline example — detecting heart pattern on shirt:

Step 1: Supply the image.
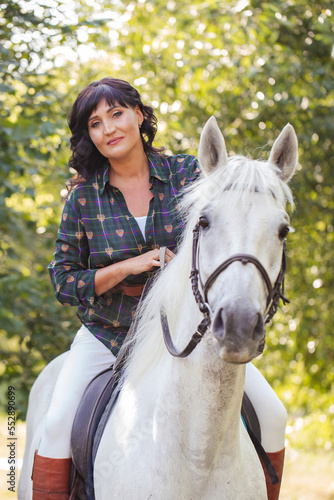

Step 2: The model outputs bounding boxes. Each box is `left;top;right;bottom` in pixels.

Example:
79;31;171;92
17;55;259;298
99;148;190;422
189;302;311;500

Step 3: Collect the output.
53;156;198;347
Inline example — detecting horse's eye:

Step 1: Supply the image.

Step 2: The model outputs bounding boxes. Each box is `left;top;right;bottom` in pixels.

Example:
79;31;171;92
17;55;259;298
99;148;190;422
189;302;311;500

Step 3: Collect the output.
279;225;290;240
199;216;209;229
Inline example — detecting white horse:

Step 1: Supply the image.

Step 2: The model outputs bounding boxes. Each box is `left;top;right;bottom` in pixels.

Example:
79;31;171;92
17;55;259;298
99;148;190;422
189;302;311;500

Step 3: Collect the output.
19;117;298;499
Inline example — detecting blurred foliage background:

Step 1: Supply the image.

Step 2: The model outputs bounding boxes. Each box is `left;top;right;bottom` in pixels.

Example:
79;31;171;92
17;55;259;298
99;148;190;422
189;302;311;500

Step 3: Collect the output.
0;0;333;454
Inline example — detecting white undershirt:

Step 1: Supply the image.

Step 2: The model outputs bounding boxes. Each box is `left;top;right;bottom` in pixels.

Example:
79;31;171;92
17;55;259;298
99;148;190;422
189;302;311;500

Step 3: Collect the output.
134;215;147;241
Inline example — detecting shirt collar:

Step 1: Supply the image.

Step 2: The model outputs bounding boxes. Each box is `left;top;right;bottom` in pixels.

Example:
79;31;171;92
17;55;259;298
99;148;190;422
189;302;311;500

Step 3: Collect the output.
148;153;170;184
96;154;169;195
92;163;109;196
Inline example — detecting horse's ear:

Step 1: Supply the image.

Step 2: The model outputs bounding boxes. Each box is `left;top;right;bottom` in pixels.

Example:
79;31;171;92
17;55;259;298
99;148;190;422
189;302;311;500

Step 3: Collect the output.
269;124;298;182
198;116;228;173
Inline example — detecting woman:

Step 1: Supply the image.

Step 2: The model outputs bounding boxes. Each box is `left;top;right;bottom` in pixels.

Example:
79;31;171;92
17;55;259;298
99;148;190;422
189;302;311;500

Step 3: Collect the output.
31;77;286;500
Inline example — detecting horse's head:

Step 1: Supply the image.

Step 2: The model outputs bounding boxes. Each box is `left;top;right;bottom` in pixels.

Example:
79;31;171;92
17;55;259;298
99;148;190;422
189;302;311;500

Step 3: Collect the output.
195;117;298;364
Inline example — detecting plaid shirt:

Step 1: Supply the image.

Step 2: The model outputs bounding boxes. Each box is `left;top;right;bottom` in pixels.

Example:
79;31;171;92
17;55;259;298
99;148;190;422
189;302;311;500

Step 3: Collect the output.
49;153;201;356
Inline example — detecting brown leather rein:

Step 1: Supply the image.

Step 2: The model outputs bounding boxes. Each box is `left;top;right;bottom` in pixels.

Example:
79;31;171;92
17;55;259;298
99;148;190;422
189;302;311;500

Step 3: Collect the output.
161;220;289;358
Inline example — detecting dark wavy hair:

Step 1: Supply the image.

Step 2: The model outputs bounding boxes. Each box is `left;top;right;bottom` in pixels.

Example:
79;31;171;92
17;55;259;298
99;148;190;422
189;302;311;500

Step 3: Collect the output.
67;77;164;190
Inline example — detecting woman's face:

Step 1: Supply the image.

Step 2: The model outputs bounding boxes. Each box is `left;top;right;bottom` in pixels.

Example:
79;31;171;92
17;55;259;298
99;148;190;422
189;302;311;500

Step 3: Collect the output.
87;98;144;163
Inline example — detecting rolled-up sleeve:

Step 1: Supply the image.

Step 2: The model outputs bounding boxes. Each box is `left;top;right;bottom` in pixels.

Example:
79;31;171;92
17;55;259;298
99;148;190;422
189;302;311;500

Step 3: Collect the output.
48;196;97;307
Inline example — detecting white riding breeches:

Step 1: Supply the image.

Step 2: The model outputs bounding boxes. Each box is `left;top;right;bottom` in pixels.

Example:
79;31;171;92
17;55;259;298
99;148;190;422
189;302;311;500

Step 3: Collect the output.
244;362;287;453
38;326;286;458
38;325;115;458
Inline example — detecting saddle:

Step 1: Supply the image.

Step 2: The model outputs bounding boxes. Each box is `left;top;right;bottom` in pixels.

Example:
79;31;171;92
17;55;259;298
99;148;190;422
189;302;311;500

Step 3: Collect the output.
70;366;121;498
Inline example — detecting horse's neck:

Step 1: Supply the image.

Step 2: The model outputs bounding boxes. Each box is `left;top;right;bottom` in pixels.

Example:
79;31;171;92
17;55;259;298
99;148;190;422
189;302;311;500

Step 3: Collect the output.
121;275;246;474
139;286;246;465
160;338;246;460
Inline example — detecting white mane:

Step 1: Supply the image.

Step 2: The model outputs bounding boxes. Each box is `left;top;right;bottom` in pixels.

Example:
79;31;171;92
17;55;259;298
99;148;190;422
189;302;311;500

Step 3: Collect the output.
181;155;294;215
124;155;294;383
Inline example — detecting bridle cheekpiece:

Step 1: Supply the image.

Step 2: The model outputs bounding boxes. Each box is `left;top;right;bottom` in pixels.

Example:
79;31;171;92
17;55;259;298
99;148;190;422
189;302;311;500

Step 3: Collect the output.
161;219;289;358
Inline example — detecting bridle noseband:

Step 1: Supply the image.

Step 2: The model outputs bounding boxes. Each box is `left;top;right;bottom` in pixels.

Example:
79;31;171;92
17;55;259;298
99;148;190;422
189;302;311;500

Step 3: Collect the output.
161;220;289;358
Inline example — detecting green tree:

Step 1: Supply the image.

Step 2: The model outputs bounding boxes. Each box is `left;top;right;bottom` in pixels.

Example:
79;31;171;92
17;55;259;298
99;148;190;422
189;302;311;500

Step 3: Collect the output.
0;0;94;415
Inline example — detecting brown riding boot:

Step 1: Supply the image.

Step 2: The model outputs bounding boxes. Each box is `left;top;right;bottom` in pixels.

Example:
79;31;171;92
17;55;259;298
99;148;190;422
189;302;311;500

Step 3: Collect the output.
262;448;285;500
32;451;71;499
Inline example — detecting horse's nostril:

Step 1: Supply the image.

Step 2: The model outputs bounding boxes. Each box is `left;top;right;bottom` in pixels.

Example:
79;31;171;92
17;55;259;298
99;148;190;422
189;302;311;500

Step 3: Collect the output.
251;313;264;341
212;308;225;339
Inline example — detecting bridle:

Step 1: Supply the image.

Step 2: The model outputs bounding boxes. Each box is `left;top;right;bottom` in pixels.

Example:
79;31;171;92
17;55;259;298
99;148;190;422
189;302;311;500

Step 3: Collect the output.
161;219;289;358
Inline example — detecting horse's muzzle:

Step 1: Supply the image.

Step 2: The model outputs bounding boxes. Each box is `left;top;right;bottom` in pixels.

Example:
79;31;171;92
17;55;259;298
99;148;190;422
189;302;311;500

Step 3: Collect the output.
211;305;265;363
